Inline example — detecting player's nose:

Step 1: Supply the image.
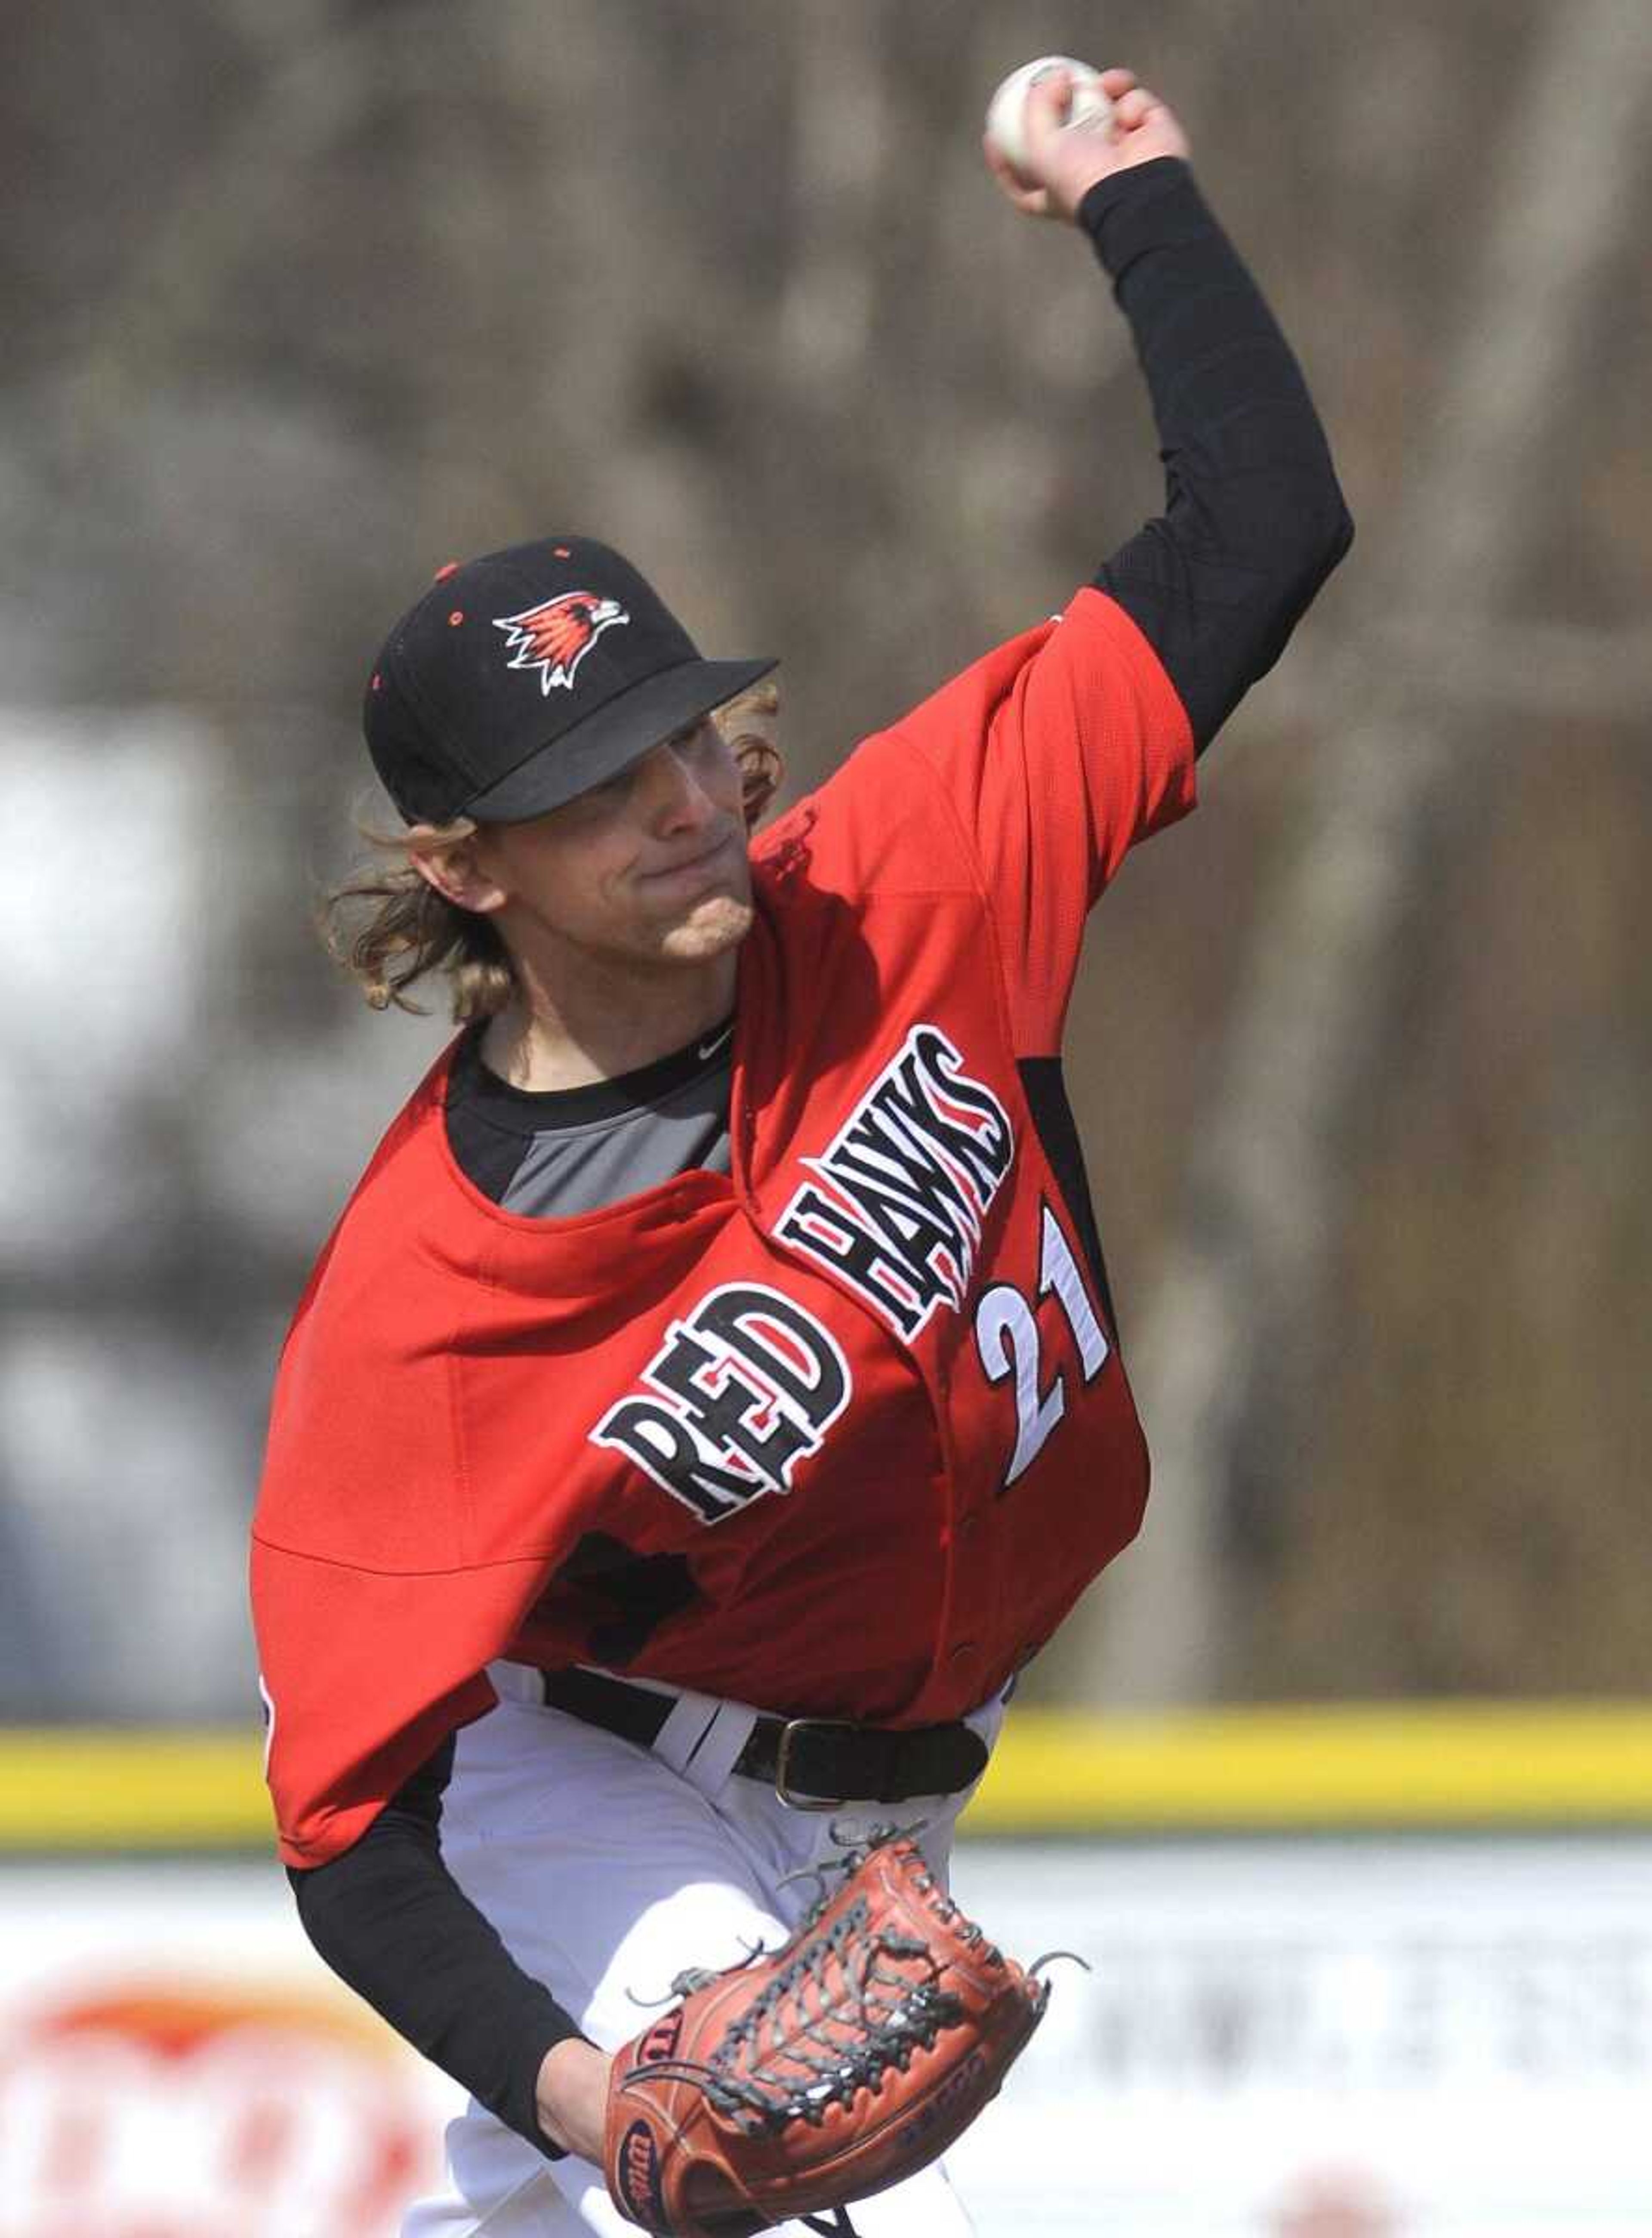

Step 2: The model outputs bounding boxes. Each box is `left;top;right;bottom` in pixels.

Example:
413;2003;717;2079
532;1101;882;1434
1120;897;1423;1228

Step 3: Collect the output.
636;738;718;830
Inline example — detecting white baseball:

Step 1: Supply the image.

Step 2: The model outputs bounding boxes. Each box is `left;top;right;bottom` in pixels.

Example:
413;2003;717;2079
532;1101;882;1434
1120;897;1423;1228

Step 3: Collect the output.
985;56;1113;176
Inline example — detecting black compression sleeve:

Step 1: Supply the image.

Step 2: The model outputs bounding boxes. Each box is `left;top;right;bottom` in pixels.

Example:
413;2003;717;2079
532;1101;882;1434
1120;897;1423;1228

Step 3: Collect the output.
1078;158;1353;752
289;1735;587;2161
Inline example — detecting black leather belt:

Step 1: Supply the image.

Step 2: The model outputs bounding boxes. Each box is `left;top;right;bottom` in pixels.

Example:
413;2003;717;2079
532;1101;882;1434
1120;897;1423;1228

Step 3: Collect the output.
538;1666;988;1809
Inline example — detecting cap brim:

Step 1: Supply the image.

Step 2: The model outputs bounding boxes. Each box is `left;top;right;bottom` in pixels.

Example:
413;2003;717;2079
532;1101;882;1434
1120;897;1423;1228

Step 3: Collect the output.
458;655;779;823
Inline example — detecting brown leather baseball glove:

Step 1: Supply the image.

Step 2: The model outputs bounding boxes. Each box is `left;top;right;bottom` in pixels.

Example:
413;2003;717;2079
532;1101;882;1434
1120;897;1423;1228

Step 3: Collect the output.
602;1826;1050;2237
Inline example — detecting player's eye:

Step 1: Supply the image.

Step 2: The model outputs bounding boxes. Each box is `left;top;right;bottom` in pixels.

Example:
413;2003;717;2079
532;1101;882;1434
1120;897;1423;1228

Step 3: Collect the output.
572;765;636;813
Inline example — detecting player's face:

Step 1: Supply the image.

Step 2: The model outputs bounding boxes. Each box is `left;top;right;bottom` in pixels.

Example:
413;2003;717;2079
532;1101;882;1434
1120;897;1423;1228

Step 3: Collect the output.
472;715;754;969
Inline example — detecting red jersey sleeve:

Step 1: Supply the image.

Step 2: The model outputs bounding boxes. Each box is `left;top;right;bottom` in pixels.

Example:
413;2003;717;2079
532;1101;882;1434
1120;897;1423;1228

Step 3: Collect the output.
252;1539;512;1868
886;585;1195;1053
249;1064;575;1868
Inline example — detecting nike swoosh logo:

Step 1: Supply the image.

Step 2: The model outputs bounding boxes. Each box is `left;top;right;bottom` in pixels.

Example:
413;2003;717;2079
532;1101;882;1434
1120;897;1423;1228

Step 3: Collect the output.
697;1023;734;1062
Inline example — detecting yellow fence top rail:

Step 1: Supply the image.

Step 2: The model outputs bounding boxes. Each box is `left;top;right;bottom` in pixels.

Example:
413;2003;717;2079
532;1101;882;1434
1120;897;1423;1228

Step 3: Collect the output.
966;1701;1652;1832
1;1704;1649;1850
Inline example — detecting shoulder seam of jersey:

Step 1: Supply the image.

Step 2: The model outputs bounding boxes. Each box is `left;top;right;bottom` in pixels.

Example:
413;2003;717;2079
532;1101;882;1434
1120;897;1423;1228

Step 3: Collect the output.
881;720;1024;1064
251;1529;560;1580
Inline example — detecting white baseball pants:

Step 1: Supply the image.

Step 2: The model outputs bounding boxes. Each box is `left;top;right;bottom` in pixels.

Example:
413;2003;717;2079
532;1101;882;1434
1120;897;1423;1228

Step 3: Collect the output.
401;1664;1006;2238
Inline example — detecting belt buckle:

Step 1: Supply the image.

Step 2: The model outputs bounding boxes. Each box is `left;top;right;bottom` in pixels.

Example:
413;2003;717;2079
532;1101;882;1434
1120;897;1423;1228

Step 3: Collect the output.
773;1717;854;1811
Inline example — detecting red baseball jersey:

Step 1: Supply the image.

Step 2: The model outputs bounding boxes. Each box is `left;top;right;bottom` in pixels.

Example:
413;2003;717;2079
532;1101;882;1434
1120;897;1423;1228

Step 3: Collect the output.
253;587;1194;1866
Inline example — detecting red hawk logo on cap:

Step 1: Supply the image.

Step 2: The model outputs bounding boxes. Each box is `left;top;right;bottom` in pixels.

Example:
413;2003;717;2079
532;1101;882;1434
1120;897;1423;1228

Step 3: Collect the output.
493;591;629;694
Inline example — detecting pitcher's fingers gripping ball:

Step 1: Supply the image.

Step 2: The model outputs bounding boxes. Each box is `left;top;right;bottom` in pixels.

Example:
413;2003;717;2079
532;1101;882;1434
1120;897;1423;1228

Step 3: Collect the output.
603;1828;1051;2237
983;54;1115;173
981;59;1190;222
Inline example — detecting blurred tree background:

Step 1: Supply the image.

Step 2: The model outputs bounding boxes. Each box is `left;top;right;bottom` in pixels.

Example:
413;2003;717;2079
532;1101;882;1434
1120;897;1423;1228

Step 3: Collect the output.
2;0;1647;1722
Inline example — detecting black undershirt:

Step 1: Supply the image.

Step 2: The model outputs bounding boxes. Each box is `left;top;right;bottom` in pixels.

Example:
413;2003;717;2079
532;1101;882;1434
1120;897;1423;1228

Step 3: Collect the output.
290;159;1353;2163
444;1012;734;1212
1086;163;1352;747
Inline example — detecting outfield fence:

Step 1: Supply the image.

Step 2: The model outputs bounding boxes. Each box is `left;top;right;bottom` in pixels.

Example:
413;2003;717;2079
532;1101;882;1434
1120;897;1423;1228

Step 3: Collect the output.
3;1708;1648;2235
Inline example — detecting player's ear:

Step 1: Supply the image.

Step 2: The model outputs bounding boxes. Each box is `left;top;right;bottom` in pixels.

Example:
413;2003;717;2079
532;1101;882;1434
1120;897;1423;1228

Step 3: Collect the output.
738;738;784;828
404;818;505;914
719;679;785;828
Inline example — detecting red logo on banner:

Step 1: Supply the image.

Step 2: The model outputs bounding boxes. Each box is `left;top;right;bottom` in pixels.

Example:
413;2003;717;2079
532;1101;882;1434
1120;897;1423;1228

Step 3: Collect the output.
0;1982;433;2237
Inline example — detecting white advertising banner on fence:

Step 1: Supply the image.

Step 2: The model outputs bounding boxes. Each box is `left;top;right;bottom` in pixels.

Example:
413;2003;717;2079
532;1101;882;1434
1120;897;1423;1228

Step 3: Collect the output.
948;1837;1652;2235
0;1837;1647;2236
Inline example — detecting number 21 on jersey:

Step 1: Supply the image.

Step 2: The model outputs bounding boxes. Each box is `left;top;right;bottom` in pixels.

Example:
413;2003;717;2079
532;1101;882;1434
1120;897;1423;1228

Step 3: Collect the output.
973;1200;1110;1489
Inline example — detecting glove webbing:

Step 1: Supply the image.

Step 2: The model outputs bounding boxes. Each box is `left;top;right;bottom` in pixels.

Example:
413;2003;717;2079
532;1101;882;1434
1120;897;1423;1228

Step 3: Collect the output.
628;1896;966;2133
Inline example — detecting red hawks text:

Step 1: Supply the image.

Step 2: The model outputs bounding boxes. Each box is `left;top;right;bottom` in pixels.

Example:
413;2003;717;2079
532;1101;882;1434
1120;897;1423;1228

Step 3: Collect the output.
777;1025;1014;1338
591;1284;852;1525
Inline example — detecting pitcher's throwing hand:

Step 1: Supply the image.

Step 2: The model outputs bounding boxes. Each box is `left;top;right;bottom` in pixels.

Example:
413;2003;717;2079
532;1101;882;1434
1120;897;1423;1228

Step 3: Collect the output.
984;64;1191;221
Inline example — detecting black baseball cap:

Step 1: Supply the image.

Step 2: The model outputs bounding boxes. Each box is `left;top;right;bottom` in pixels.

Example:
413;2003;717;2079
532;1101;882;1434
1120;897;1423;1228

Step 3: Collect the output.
363;535;777;824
